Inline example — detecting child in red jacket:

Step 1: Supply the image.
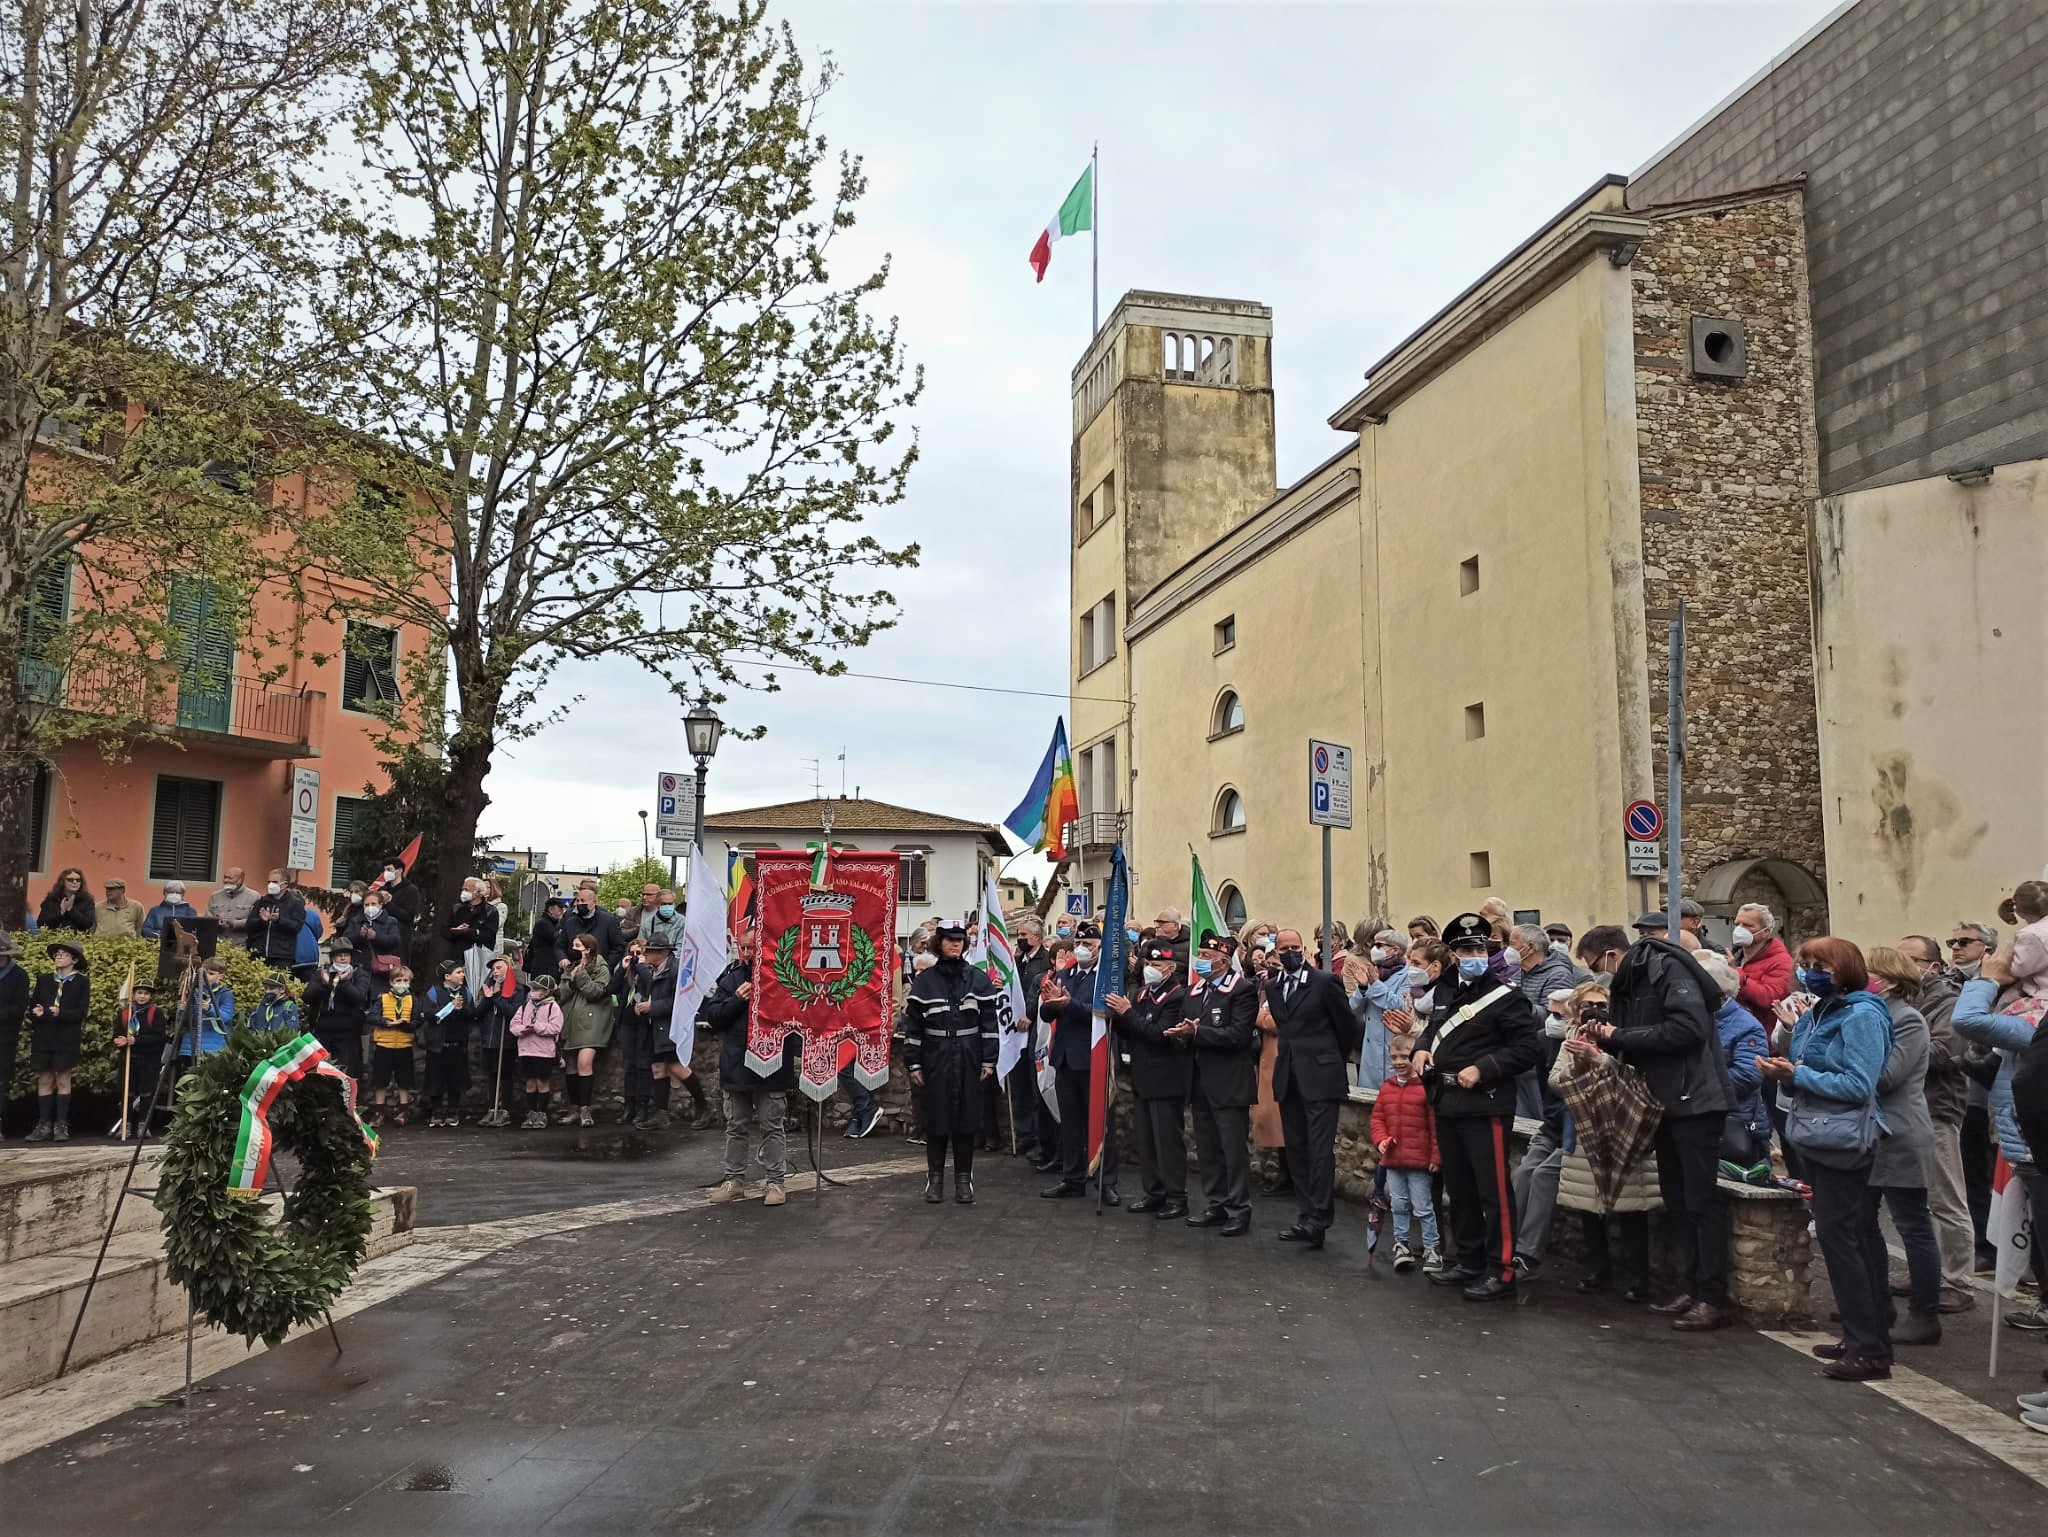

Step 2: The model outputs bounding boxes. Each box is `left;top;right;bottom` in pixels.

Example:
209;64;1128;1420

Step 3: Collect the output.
1369;1036;1441;1272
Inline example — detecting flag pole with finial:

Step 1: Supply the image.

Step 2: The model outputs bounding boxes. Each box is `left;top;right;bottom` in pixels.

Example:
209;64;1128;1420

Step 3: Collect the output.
1091;141;1100;340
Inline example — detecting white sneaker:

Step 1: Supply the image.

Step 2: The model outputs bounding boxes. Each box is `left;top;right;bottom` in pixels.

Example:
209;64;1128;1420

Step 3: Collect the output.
709;1179;747;1204
1422;1246;1444;1274
2023;1407;2048;1435
1391;1241;1416;1273
2019;1390;2048;1413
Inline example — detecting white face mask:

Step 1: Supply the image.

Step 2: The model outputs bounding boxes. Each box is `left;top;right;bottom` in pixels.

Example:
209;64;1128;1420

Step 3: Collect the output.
1142;965;1164;987
1261;936;1277;952
383;869;401;883
1545;1013;1570;1039
365;904;383;918
266;882;281;896
1369;946;1392;965
1406;965;1431;988
1075;945;1096;965
1732;924;1755;948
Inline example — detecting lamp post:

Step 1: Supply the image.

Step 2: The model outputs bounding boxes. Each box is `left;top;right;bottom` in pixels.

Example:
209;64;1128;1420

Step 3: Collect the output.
683;694;725;853
638;809;650;867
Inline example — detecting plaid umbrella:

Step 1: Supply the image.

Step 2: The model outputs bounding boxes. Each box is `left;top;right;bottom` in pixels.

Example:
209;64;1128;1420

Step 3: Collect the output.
1556;1033;1663;1210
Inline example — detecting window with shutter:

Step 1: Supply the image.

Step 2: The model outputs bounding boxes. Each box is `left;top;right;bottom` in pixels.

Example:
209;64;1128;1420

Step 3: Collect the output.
168;575;233;732
342;621;400;713
331;794;372;887
18;560;71;704
895;847;931;903
148;777;222;881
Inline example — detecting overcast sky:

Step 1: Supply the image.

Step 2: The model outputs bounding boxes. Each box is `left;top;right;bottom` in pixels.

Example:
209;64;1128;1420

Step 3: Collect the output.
482;0;1841;877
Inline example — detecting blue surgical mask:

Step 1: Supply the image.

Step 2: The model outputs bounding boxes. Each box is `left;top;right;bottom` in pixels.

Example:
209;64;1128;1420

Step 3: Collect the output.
1797;966;1835;999
1126;927;1140;943
1056;925;1072;938
658;904;675;918
1457;956;1489;981
1193;958;1213;978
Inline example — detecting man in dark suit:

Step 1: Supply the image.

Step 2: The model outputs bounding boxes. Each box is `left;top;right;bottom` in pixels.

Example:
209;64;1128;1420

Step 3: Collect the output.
1010;917;1054;1160
1041;923;1119;1202
1267;926;1359;1249
1174;929;1260;1235
1107;941;1192;1218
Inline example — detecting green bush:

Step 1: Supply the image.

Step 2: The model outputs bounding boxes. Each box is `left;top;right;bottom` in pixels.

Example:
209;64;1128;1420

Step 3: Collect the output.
5;932;294;1097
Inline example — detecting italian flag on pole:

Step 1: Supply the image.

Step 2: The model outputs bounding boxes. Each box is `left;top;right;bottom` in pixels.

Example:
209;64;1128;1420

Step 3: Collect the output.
1029;164;1093;282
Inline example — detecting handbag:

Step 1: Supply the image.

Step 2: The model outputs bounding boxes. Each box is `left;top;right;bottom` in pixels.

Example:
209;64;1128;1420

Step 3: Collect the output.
1717;1110;1765;1169
1785;1091;1883;1170
372;951;401;976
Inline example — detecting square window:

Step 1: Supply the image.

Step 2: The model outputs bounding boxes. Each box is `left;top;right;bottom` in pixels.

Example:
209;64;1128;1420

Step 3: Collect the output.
149;776;222;882
342;620;400;713
1464;702;1486;740
895;847;930;903
1214;615;1236;653
331;793;374;888
1470;851;1492;889
1459;556;1480;596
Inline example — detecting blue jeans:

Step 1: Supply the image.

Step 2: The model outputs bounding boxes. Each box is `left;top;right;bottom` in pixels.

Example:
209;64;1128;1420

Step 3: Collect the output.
1385;1167;1438;1249
838;1065;875;1129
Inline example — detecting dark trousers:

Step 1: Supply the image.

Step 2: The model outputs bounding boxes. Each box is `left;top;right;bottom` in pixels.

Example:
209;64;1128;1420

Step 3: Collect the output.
426;1046;467;1111
1055;1064;1117;1191
1134;1094;1188;1201
1580;1210;1649;1292
1879;1185;1942;1317
1192;1101;1252;1218
1007;1047;1044;1153
926;1133;974;1179
0;1018;19;1112
1654;1110;1728;1306
1278;1089;1339;1233
1810;1160;1892;1360
1961;1103;1996;1255
617;1016;652;1106
1438;1113;1515;1281
839;1064;876;1127
316;1027;363;1084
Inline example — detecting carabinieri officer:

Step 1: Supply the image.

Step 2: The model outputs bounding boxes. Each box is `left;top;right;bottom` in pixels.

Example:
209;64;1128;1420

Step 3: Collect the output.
1411;911;1543;1301
904;916;1001;1205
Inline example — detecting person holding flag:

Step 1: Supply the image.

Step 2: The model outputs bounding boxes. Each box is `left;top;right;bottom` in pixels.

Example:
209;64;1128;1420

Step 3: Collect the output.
1105;941;1192;1219
646;842;725;1132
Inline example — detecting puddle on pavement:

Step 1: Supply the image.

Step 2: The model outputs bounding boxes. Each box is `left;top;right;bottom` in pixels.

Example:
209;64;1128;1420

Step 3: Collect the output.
507;1133;671;1162
402;1464;460;1492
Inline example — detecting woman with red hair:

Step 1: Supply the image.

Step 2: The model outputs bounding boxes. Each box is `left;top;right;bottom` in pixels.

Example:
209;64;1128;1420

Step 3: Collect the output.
1759;936;1897;1380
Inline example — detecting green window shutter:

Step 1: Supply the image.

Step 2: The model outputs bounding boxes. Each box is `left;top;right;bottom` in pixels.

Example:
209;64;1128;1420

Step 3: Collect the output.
149;777;221;881
18;560;71;703
168;576;233;731
331;795;370;887
342;620;399;711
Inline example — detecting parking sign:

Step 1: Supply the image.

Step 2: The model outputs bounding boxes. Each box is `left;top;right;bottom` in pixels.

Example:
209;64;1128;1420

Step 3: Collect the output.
1309;740;1352;829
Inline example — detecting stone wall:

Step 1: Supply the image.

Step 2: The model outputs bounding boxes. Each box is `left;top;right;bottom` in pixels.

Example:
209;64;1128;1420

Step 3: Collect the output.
1630;190;1828;923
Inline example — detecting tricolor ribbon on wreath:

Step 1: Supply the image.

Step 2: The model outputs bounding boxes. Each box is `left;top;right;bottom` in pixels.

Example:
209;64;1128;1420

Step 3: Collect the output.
229;1033;379;1198
805;839;847;888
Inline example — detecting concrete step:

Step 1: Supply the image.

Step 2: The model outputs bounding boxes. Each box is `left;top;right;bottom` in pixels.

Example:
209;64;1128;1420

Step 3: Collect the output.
0;1184;417;1398
0;1145;166;1265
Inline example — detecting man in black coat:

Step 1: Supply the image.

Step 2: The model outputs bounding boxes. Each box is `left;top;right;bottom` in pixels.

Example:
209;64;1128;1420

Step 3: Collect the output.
1265;927;1358;1249
376;855;422;961
559;880;625;970
1412;912;1545;1301
529;894;568;975
1580;935;1734;1331
1009;917;1054;1160
1041;922;1119;1202
1107;941;1192;1218
0;937;30;1132
303;939;376;1083
246;870;308;970
1175;929;1260;1234
699;930;797;1206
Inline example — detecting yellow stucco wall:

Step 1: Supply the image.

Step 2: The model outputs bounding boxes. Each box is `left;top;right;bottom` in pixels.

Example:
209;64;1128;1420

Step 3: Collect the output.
1359;260;1652;932
1813;456;2048;940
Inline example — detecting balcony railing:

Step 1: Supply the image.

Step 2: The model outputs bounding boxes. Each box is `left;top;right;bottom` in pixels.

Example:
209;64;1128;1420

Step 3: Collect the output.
23;657;320;755
1069;812;1124;852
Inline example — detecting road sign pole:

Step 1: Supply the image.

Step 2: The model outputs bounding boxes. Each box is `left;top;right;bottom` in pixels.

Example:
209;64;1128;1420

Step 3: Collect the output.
1666;600;1685;936
1321;825;1333;974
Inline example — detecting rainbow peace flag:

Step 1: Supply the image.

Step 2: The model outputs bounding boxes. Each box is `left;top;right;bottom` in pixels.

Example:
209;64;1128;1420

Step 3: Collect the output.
725;848;755;938
1004;717;1080;859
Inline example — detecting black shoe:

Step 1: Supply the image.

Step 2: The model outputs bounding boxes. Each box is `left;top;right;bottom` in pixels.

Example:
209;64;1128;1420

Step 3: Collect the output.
1463;1275;1517;1303
1575;1273;1612;1295
1032;1157;1061;1174
1126;1195;1164;1214
1220;1215;1251;1237
1261;1179;1295;1198
1621;1287;1651;1304
1430;1266;1483;1288
1156;1199;1189;1221
1810;1341;1848;1361
1277;1224;1324;1250
1041;1182;1086;1199
1100;1188;1121;1208
1892;1313;1942;1346
1648;1294;1696;1317
1821;1355;1892;1382
955;1176;975;1206
1186;1208;1228;1228
924;1176;944;1204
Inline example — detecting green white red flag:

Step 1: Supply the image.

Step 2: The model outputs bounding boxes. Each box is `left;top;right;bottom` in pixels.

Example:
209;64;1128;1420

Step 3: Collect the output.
1029;165;1093;282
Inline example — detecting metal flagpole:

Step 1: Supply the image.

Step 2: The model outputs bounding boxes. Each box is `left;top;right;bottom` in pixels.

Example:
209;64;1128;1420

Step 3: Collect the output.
1091;142;1099;340
1666;599;1685;936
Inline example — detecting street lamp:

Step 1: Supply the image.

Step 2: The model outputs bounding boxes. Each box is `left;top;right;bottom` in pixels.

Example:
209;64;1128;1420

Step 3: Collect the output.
683;694;724;851
638;809;650;867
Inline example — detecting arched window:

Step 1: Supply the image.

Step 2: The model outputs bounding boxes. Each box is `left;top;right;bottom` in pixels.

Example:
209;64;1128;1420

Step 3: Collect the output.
1211;688;1244;738
1212;787;1246;836
1218;883;1247;930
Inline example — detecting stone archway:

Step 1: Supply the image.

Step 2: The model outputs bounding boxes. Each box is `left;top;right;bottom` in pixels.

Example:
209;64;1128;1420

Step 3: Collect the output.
1692;856;1828;946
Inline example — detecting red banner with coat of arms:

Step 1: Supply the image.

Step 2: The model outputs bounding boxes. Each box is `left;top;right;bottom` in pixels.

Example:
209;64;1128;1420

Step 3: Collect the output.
747;849;898;1101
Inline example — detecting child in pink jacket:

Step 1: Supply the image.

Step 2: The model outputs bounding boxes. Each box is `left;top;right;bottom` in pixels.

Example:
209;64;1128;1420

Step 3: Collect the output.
510;973;563;1129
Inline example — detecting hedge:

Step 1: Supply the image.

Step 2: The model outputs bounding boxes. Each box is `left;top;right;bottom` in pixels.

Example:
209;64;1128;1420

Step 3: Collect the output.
5;932;294;1098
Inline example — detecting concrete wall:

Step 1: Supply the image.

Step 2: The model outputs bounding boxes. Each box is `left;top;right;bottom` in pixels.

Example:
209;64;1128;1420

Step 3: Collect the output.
1360;260;1649;932
1630;190;1828;925
1627;0;2048;494
1812;454;2048;939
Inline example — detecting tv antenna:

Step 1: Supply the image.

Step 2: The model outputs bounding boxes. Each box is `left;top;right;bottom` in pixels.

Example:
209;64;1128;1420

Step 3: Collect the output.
801;756;822;799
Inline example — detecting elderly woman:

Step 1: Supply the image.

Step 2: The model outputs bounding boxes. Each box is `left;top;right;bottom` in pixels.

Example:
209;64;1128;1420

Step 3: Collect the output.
1864;946;1943;1345
1348;928;1413;1089
1759;936;1897;1381
1732;902;1794;1027
1551;982;1660;1301
37;869;97;934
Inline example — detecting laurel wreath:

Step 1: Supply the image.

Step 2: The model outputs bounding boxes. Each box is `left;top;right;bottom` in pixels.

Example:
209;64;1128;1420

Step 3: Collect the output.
156;1028;376;1347
773;923;877;1007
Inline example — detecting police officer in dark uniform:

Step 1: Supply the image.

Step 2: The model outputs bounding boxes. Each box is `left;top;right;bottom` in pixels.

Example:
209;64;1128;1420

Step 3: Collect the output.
1412;911;1544;1301
1176;929;1260;1234
1106;941;1192;1219
904;917;1001;1205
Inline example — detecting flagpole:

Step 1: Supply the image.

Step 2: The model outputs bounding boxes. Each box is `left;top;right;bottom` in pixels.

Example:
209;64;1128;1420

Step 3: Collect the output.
1090;142;1099;341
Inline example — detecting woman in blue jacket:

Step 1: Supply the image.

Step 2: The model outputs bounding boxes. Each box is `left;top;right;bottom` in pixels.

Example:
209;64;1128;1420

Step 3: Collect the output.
1758;936;1895;1381
1952;947;2048;1306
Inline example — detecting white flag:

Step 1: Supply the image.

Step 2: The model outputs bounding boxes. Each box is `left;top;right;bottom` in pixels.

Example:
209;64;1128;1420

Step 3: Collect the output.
671;842;728;1059
1990;1152;2033;1298
972;871;1029;1080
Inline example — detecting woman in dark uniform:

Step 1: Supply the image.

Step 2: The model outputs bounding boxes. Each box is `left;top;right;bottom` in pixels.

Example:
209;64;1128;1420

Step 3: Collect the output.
904;917;1001;1205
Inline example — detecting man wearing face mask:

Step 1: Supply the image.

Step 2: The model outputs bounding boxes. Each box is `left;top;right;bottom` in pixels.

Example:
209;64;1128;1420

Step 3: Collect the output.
247;869;307;970
1730;904;1792;1027
1410;913;1544;1300
206;867;257;945
1106;942;1192;1219
559;878;625;970
375;856;422;960
1041;923;1119;1203
1175;930;1260;1234
1266;927;1362;1250
443;878;502;986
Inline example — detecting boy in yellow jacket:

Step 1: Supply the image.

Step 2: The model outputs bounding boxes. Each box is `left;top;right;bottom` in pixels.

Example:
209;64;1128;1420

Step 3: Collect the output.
372;966;419;1127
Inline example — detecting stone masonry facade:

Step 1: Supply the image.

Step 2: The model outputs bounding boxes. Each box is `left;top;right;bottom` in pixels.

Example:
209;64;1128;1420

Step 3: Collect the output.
1630;188;1827;919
